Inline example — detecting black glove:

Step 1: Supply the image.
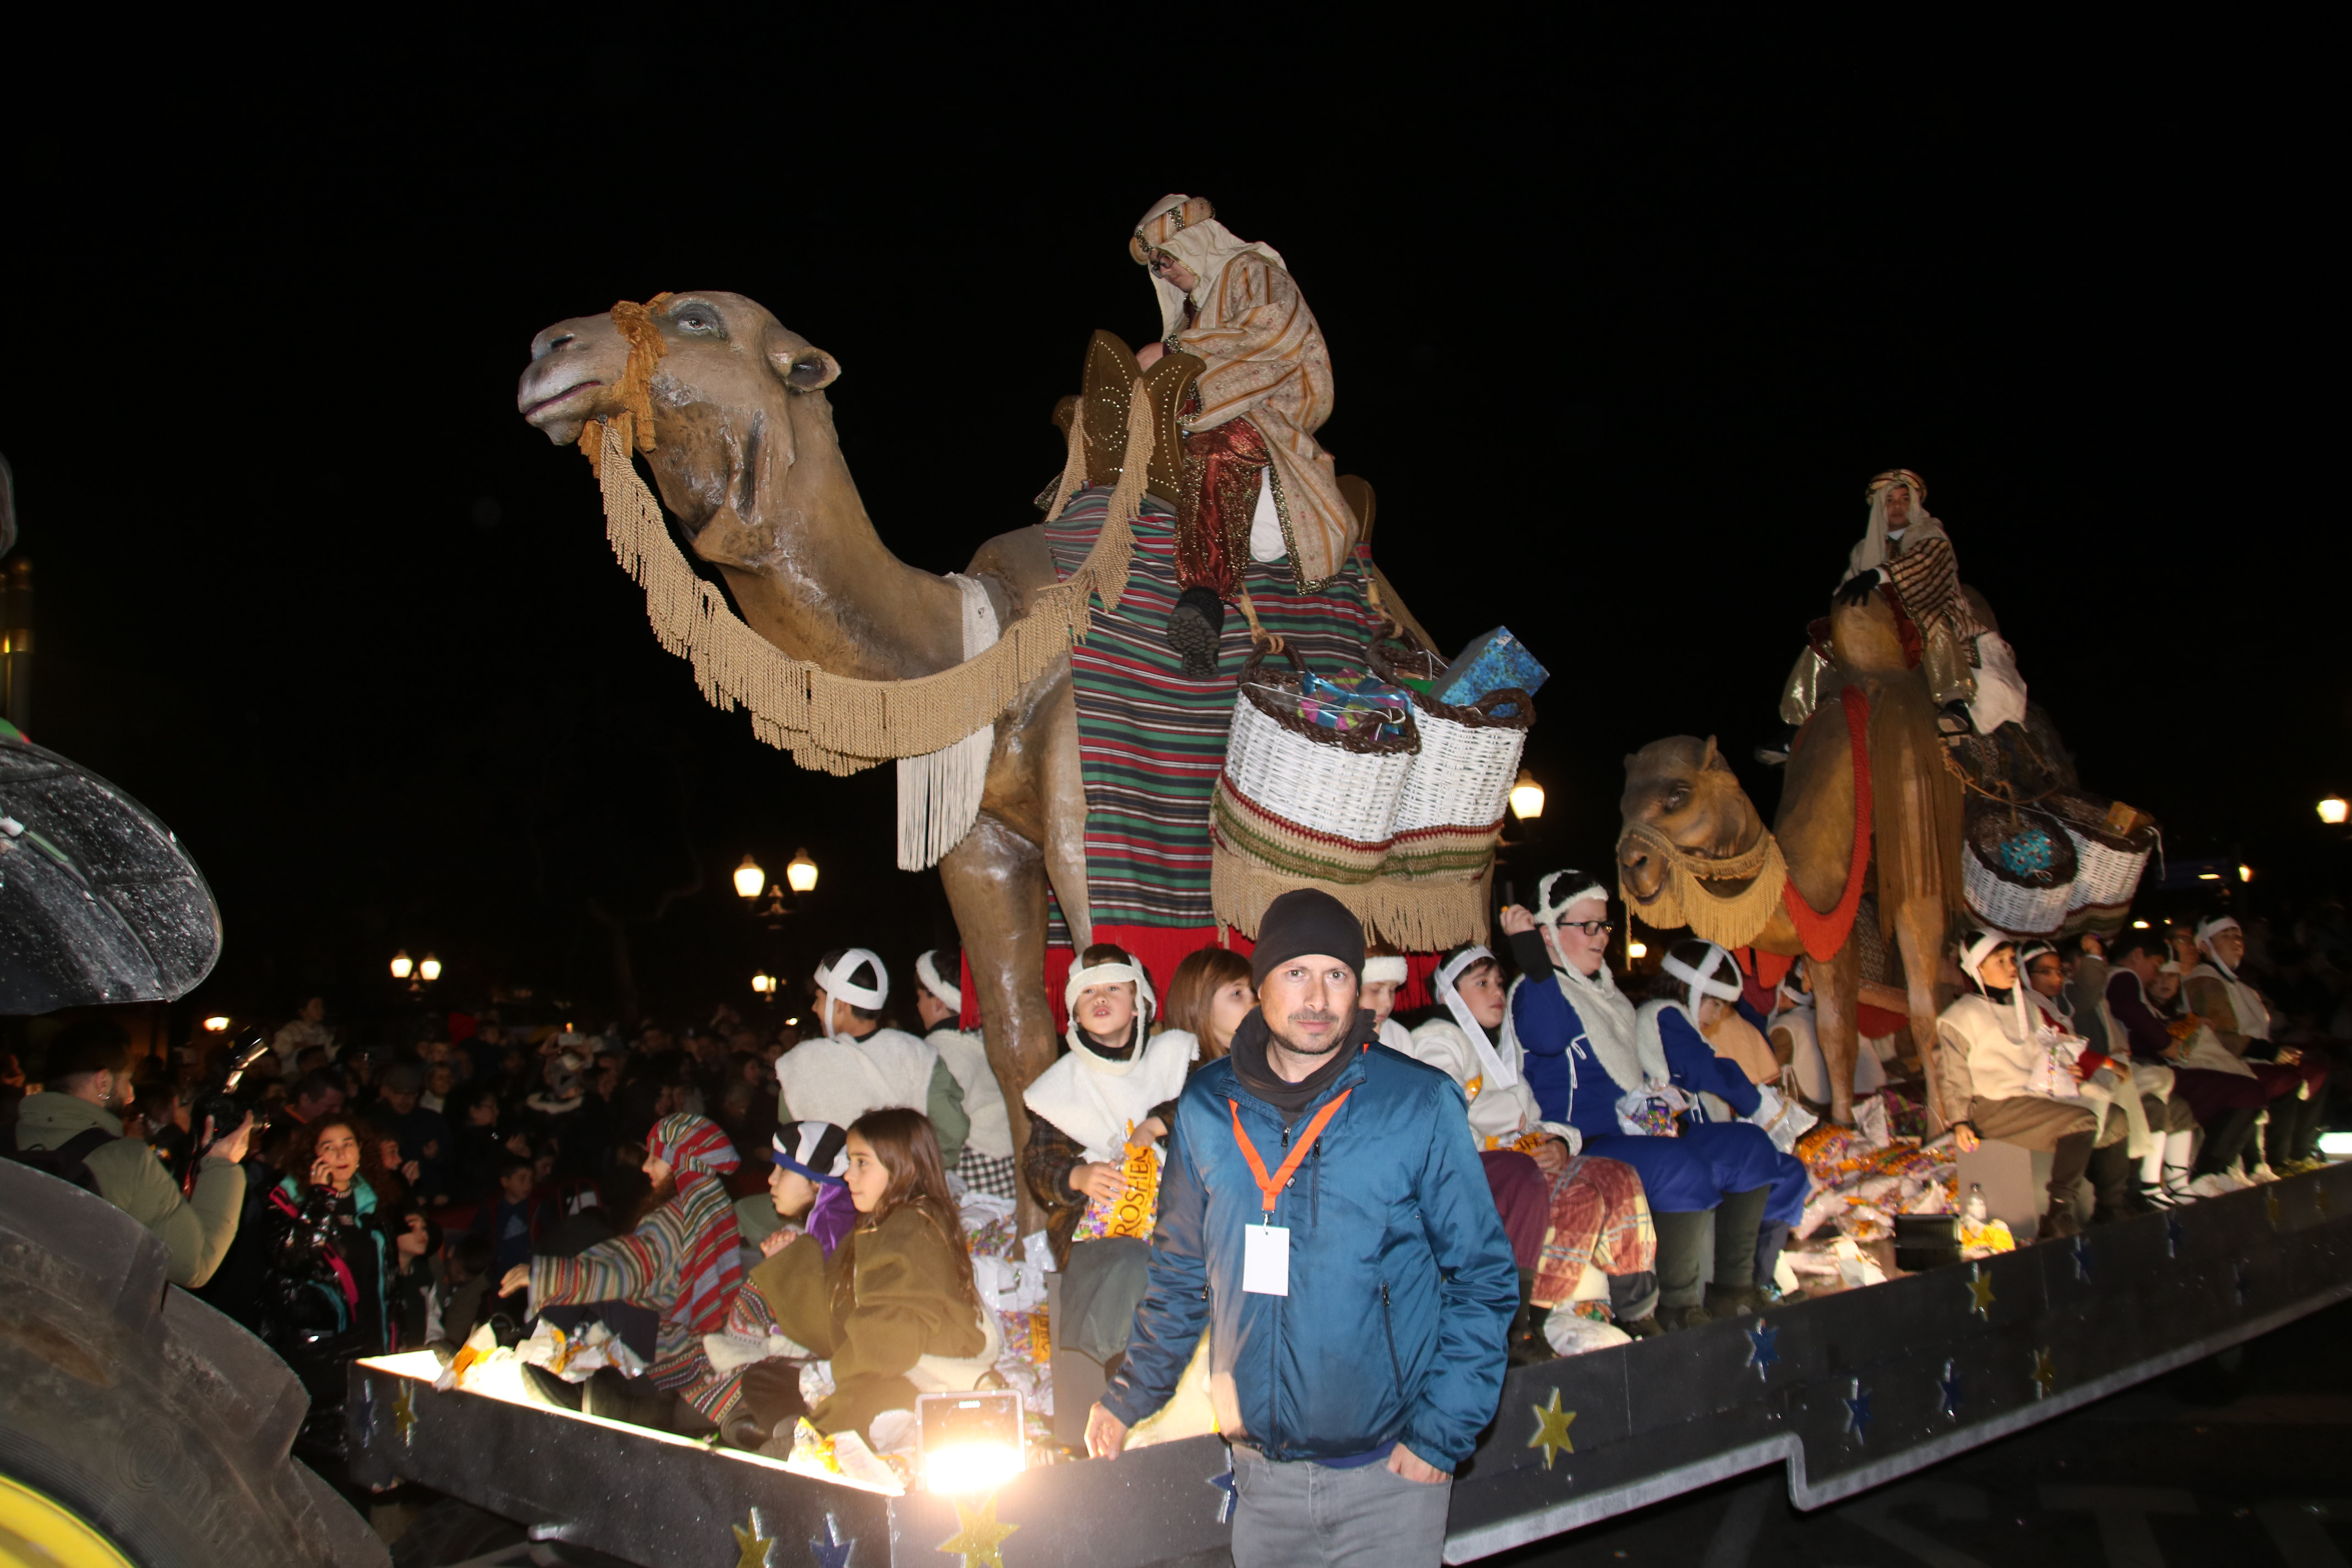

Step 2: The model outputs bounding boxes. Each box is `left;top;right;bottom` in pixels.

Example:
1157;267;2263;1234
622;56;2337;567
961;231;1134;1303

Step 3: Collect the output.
1833;571;1881;608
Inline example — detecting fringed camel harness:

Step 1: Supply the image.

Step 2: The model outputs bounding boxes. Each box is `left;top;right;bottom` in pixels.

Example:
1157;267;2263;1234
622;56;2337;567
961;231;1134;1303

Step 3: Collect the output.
573;295;1157;866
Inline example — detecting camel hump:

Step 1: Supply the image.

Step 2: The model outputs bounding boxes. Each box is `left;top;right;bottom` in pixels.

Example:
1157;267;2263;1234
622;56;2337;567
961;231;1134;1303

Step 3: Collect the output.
1828;592;1911;674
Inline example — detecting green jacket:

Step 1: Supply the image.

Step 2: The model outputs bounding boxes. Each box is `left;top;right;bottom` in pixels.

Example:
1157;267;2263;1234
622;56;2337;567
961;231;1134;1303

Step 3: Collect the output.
13;1091;245;1287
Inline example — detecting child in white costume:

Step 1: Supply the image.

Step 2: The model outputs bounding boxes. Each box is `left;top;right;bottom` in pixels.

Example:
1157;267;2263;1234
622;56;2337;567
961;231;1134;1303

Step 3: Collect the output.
774;948;970;1169
912;948;1016;1199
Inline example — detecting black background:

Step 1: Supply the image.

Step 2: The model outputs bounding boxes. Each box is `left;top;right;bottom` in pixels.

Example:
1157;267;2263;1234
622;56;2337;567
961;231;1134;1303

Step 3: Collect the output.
3;20;2339;1028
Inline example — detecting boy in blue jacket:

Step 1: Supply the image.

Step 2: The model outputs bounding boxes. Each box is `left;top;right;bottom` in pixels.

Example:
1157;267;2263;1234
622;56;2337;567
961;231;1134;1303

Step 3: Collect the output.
1088;889;1517;1568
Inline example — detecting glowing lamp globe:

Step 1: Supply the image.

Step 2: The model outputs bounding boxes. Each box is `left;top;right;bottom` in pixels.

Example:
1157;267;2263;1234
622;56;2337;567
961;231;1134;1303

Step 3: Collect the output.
1626;941;1648;960
751;973;775;995
786;848;819;894
1509;769;1545;821
390;950;413;981
2322;796;2350;826
2239;864;2253;883
418;955;443;983
733;854;766;900
202;1015;230;1033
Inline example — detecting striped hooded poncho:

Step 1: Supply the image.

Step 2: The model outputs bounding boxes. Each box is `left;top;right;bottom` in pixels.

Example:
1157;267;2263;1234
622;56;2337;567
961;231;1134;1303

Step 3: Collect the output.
530;1113;742;1391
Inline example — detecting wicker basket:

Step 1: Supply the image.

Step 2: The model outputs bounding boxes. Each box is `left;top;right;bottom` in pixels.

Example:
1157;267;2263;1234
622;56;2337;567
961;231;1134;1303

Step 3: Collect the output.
1210;643;1421;886
2046;791;2157;917
1961;801;2079;937
1366;637;1533;879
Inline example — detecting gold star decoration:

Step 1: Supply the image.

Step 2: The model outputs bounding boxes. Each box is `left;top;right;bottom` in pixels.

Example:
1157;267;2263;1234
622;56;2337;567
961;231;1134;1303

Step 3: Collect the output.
2267;1186;2283;1228
391;1382;417;1446
2029;1346;2056;1398
938;1490;1019;1568
1527;1386;1576;1471
732;1510;775;1568
1967;1263;1996;1319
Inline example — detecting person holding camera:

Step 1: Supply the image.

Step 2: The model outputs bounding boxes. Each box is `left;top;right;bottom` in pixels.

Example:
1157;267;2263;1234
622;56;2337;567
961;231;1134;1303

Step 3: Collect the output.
4;1018;253;1287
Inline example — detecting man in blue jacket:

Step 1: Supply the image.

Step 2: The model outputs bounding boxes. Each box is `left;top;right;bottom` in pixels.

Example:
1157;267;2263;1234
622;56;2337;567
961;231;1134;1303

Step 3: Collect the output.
1087;889;1517;1567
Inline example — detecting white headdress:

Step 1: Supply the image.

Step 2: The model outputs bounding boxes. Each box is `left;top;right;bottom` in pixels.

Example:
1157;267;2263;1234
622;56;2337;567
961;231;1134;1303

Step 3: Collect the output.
1433;946;1517;1090
1063;957;1158;1072
1845;468;1950;584
814;949;887;1037
914;949;962;1013
1959;929;2031;1041
1362;955;1408;986
1131;193;1290;344
1660;943;1743;1008
2195;916;2244;976
1533;869;1609;955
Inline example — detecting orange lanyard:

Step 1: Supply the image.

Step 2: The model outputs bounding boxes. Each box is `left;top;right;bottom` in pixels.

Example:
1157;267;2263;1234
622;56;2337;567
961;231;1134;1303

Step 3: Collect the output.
1228;1090;1353;1215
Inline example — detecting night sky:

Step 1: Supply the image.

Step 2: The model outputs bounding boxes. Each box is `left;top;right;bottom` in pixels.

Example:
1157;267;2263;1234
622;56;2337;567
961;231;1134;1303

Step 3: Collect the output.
4;25;2339;1029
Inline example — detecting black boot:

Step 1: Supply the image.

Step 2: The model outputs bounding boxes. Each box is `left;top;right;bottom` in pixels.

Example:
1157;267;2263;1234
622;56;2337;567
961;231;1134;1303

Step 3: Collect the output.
1167;586;1227;678
1653;1210;1713;1331
2088;1139;2142;1222
2194;1107;2261;1178
1508;1267;1555;1366
1754;1221;1795;1298
1703;1187;1772;1318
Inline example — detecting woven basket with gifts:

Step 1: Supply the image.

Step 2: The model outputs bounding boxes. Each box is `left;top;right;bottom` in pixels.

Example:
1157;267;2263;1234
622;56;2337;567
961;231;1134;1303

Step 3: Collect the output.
2045;791;2158;923
1209;641;1420;931
1961;800;2079;937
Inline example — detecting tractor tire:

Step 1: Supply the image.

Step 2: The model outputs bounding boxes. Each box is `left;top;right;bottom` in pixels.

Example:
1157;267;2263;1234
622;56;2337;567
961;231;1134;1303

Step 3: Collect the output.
0;1157;389;1567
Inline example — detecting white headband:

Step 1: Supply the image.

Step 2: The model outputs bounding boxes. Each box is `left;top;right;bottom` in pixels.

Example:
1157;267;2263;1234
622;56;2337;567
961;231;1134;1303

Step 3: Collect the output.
1064;959;1156;1065
915;950;962;1012
1362;956;1408;985
1959;930;2012;986
1660;944;1742;1005
1536;870;1608;932
2196;916;2240;948
814;949;888;1012
1434;946;1517;1089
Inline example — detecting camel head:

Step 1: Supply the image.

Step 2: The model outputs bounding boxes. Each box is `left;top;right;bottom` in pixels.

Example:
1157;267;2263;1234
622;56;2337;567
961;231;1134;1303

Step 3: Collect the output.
1616;735;1768;912
516;292;845;570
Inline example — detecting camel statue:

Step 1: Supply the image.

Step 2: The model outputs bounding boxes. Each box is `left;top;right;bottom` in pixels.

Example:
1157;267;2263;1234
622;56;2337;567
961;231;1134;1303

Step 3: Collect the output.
517;291;1426;1216
1615;590;1964;1127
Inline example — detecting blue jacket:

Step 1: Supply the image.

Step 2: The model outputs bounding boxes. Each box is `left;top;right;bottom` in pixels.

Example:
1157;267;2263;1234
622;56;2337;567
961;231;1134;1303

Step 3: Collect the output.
1101;1027;1517;1467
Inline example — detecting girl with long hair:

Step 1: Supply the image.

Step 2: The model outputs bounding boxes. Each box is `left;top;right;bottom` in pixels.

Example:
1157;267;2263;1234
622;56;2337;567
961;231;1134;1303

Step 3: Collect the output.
737;1108;997;1446
1158;945;1255;1062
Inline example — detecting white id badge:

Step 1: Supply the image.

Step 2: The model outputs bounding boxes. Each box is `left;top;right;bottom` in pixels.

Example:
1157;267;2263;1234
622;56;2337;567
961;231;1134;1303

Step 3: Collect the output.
1242;1222;1291;1296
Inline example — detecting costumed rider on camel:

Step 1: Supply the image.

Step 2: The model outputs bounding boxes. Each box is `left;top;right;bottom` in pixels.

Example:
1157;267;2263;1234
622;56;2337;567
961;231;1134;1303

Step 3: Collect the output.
1130;194;1360;676
1765;469;2029;763
1501;871;1811;1330
775;950;970;1169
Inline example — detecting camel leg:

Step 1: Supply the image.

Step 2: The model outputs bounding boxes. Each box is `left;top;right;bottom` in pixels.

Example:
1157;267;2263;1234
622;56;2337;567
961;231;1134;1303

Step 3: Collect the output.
1893;895;1952;1134
941;815;1058;1234
1808;943;1863;1126
1038;672;1093;952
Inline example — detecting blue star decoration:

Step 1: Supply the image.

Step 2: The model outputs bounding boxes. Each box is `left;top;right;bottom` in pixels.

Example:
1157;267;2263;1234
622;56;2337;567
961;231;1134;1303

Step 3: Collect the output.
2071;1235;2093;1283
2165;1213;2187;1258
1745;1319;1779;1381
809;1512;854;1568
1208;1466;1237;1525
1937;1358;1963;1422
1842;1378;1873;1442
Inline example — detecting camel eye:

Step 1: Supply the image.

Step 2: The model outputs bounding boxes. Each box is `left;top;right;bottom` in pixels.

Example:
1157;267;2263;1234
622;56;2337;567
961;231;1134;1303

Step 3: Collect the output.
674;306;720;334
1663;787;1688;810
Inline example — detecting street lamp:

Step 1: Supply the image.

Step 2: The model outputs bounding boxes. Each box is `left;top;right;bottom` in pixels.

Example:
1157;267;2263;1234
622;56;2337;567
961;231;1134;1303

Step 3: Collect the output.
418;955;443;983
733;854;767;900
1626;941;1648;960
786;848;819;894
1509;769;1545;821
2240;864;2253;883
2322;796;2349;826
390;950;413;981
751;972;778;997
202;1015;230;1033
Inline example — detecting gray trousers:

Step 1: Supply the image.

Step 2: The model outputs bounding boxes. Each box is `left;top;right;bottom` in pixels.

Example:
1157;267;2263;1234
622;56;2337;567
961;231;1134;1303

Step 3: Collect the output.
1231;1444;1452;1567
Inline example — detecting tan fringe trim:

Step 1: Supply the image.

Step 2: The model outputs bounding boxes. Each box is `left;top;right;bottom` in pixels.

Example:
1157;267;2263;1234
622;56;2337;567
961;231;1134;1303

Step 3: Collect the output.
1210;840;1493;951
582;374;1151;775
1615;818;1792;950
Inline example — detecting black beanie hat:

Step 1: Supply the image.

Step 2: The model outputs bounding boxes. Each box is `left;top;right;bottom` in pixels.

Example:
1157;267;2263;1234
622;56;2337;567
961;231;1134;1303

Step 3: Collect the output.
1250;889;1366;987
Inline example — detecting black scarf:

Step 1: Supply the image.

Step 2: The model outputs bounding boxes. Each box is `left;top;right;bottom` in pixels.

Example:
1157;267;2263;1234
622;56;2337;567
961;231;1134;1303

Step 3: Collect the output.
1229;1009;1374;1124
